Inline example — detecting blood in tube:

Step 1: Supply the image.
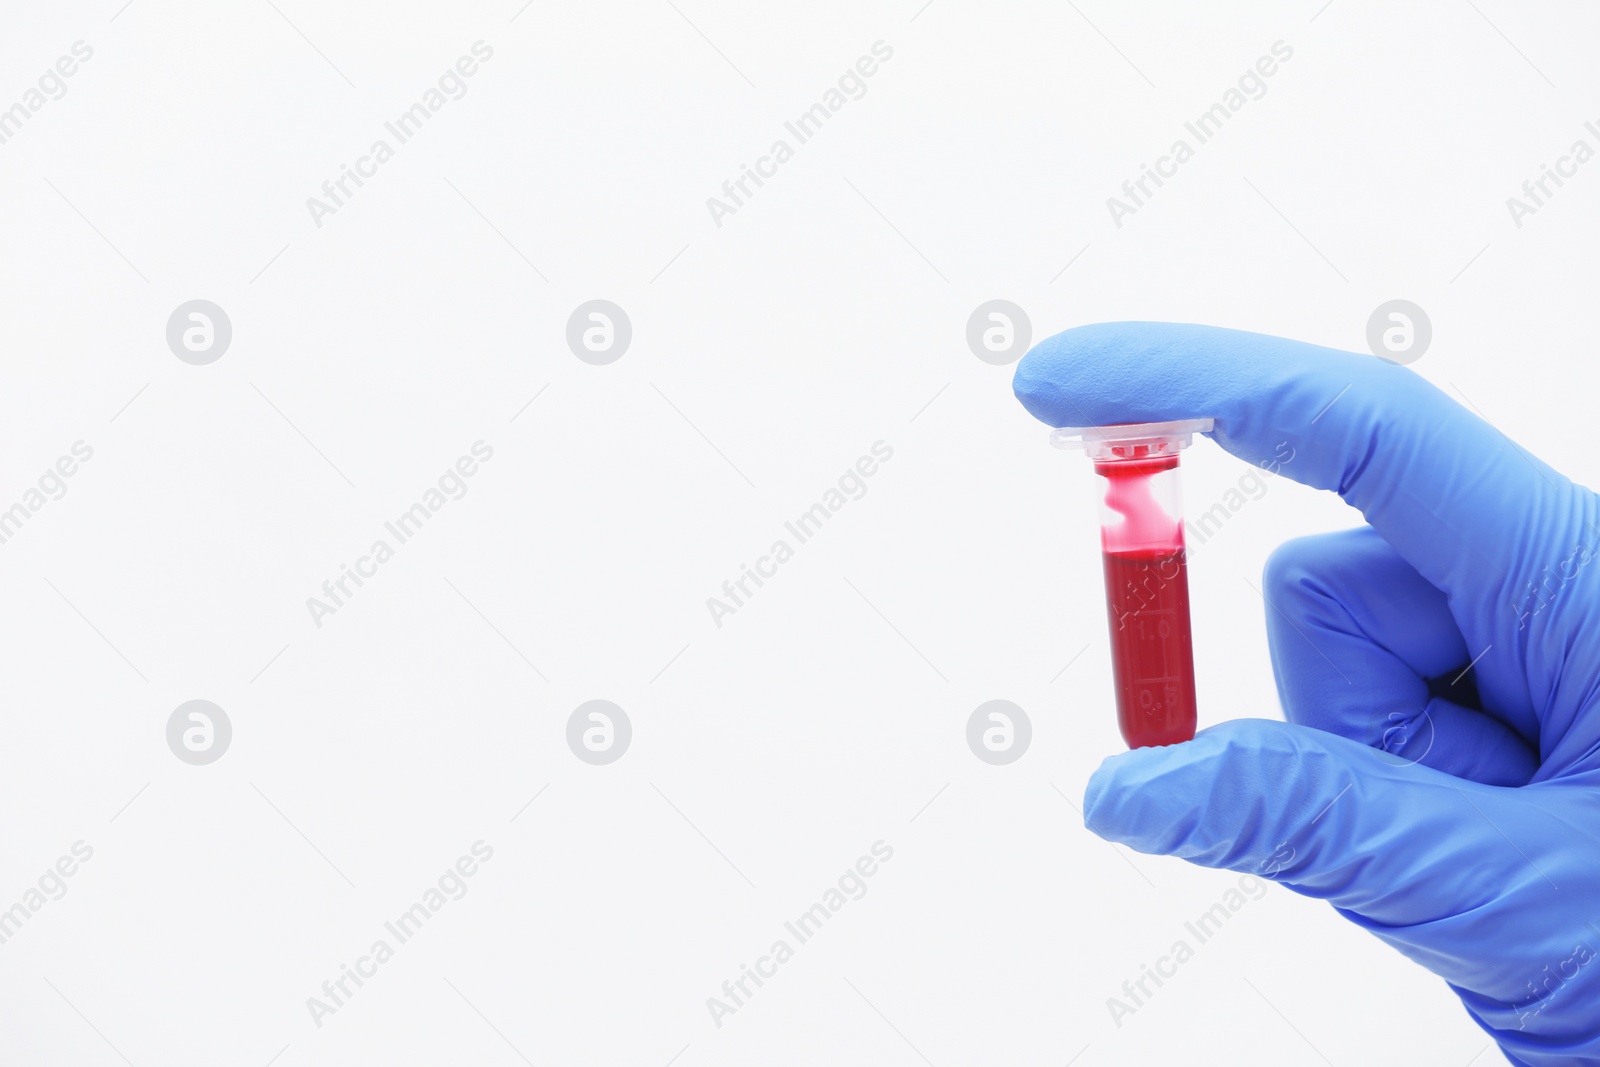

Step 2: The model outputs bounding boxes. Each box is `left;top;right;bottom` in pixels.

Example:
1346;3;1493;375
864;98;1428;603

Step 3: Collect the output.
1095;456;1197;748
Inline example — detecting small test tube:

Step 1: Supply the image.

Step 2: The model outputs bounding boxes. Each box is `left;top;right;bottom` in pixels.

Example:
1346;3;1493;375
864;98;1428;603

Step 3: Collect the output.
1051;419;1213;749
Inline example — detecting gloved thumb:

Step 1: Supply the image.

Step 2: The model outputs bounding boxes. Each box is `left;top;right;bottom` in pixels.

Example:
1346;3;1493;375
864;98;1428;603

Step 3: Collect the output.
1084;718;1561;931
1085;718;1600;1060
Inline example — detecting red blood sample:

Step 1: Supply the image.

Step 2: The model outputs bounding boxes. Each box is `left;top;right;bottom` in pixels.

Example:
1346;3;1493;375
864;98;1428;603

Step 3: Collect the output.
1095;457;1197;748
1101;548;1197;747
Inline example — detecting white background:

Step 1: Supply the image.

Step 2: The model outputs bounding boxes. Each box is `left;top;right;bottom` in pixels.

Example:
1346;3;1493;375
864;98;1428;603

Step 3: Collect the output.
0;0;1592;1064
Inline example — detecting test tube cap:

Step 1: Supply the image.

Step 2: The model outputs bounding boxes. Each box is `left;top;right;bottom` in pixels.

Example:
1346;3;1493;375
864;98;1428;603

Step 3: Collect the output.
1049;418;1214;461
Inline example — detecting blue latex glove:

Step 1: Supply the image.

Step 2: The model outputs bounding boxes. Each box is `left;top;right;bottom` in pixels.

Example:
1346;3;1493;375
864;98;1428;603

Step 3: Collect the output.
1014;322;1600;1066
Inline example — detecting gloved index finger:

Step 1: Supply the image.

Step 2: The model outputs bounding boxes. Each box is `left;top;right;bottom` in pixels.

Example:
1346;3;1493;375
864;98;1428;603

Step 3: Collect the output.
1012;321;1586;622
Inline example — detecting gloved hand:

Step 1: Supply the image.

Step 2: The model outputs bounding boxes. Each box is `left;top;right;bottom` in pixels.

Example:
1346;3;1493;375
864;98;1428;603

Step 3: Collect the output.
1014;322;1600;1066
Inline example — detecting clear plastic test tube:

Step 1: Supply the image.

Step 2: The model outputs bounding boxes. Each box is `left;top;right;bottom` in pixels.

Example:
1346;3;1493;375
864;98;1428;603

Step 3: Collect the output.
1051;419;1214;749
